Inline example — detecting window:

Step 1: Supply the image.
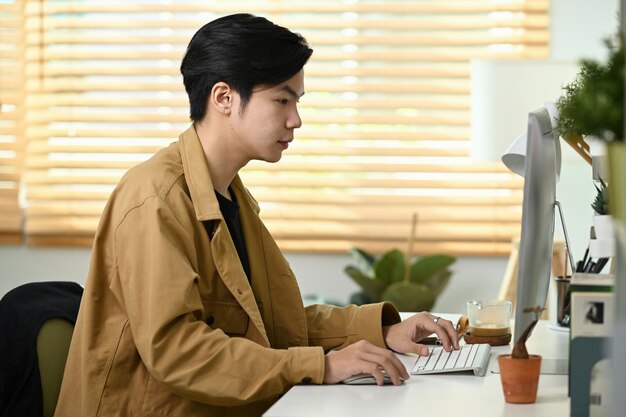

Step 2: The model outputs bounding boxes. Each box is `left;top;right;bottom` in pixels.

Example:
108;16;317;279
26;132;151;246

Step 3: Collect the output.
18;0;549;254
0;0;24;243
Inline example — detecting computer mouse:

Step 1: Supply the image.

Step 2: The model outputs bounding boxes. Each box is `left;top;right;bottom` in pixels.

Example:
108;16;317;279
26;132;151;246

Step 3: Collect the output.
341;373;404;385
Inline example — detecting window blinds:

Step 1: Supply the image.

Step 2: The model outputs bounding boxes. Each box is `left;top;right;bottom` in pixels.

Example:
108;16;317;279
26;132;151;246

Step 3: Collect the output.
0;0;24;243
21;0;548;254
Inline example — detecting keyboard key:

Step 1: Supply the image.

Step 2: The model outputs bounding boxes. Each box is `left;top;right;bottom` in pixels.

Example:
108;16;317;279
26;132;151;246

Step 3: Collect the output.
466;344;479;366
410;343;491;377
414;353;429;371
456;345;471;368
424;348;441;371
434;349;450;371
444;349;461;370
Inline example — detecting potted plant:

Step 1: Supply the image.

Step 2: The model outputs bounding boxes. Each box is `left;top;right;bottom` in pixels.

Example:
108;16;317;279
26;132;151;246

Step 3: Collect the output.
591;178;613;240
497;307;544;404
556;35;624;269
555;34;624;220
344;247;455;311
555;37;623;143
344;213;455;312
592;177;609;216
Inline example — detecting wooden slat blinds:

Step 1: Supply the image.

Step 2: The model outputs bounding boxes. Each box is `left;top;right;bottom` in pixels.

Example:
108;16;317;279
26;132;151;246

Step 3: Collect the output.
22;0;548;255
0;0;24;244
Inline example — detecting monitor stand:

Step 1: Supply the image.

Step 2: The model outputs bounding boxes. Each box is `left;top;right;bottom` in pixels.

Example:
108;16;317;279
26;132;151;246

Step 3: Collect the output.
543;202;571;377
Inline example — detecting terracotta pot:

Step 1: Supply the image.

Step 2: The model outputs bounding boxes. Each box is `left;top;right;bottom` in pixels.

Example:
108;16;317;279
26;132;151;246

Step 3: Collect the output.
497;354;542;403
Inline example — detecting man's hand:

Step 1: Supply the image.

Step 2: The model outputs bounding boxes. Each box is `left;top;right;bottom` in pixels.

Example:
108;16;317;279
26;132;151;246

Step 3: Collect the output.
383;312;460;356
323;340;409;386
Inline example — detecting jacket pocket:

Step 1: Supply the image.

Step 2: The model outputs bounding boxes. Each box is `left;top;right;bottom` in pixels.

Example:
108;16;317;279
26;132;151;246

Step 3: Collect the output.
204;301;249;336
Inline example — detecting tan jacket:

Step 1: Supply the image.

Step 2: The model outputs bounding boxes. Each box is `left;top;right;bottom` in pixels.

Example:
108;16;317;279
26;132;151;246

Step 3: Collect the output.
54;126;400;417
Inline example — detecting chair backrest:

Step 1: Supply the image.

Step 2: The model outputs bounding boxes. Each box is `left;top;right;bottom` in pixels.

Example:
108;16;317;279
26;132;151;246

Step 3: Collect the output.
0;281;82;417
37;318;75;417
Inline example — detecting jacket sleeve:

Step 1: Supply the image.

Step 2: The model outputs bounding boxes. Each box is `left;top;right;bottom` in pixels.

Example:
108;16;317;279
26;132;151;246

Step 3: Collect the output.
113;195;324;406
304;302;401;352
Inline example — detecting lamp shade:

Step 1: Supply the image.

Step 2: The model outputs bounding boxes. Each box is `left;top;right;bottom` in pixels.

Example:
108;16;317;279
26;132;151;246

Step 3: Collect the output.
501;131;527;177
501;101;562;181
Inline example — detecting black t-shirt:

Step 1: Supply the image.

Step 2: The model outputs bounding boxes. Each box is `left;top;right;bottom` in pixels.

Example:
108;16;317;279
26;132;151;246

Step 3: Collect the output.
212;189;251;281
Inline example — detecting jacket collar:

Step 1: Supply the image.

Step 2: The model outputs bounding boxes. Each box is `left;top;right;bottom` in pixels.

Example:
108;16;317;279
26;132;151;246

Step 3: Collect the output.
178;125;260;221
178;125;221;221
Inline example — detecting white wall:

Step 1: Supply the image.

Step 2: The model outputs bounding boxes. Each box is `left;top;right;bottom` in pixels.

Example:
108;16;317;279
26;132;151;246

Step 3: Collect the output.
0;0;619;316
0;245;506;314
551;0;620;62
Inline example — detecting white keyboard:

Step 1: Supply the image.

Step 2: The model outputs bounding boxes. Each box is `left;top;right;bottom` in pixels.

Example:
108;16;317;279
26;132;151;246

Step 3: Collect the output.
411;343;491;377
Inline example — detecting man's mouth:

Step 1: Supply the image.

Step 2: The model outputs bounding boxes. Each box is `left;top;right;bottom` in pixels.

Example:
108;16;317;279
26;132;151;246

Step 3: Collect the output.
278;139;292;149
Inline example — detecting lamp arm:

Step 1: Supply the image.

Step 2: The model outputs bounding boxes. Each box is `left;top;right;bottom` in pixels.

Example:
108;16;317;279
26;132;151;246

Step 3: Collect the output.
562;134;592;165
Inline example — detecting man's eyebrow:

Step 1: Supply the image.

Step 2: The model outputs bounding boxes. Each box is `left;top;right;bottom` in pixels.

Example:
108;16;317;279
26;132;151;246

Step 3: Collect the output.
281;85;305;99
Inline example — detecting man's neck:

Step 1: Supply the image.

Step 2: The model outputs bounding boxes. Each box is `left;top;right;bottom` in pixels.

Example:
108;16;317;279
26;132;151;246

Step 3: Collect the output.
193;120;244;197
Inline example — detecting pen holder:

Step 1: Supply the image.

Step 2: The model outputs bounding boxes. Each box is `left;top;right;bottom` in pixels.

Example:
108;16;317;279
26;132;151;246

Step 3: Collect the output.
554;275;571;327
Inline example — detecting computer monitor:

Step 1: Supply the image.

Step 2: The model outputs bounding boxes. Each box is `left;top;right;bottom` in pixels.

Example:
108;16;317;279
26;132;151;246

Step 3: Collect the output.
512;107;559;343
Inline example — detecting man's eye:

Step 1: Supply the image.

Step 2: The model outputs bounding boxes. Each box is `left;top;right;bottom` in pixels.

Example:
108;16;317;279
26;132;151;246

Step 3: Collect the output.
277;99;289;105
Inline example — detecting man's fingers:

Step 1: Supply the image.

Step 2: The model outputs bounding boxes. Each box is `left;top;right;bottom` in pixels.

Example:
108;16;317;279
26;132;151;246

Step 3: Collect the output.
428;316;459;351
324;340;409;386
358;350;408;385
360;350;407;376
414;343;430;356
391;339;430;357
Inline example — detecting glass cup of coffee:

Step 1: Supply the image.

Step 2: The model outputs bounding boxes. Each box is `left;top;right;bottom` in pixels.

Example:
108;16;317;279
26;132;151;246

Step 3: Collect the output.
467;300;512;337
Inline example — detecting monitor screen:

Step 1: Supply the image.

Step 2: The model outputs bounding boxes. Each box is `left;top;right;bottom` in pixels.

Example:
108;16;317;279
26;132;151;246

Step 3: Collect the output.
513;107;559;343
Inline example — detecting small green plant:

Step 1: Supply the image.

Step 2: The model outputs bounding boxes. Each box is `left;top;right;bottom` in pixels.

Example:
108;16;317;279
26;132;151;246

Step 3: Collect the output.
591;178;609;215
556;36;624;142
344;247;455;312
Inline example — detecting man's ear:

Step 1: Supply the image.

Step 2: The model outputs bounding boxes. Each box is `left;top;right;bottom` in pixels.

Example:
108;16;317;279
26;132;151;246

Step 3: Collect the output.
209;82;233;115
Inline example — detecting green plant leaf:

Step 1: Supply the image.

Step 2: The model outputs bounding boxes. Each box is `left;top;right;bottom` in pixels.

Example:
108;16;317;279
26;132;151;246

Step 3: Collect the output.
348;247;376;276
555;37;624;140
420;270;452;297
374;248;406;285
410;254;456;284
591;178;609;215
382;282;436;312
344;265;386;301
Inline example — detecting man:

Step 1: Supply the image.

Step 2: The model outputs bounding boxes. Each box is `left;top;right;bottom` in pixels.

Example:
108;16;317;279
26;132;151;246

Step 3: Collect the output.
54;13;458;417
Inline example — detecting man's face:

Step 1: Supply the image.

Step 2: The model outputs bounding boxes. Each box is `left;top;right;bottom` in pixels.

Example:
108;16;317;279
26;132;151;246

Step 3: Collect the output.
229;70;304;163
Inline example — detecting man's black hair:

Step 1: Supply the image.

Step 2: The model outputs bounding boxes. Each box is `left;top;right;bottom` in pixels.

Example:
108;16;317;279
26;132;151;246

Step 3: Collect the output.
180;13;313;122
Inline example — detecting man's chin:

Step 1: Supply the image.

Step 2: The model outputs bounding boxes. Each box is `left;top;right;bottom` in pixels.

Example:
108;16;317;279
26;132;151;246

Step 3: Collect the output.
261;153;283;164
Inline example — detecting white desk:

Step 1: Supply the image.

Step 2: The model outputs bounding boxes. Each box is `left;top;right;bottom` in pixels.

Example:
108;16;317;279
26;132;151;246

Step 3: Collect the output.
264;320;570;417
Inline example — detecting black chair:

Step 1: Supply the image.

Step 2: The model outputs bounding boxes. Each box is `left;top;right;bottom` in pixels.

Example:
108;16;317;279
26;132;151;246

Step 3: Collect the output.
0;282;83;417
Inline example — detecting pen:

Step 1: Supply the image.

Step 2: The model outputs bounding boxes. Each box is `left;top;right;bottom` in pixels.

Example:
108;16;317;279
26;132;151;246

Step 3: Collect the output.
593;258;609;274
583;257;595;273
580;247;589;270
575;260;583;272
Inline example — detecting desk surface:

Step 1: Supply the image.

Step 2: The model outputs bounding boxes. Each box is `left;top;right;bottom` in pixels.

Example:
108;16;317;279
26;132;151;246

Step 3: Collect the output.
264;319;570;417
